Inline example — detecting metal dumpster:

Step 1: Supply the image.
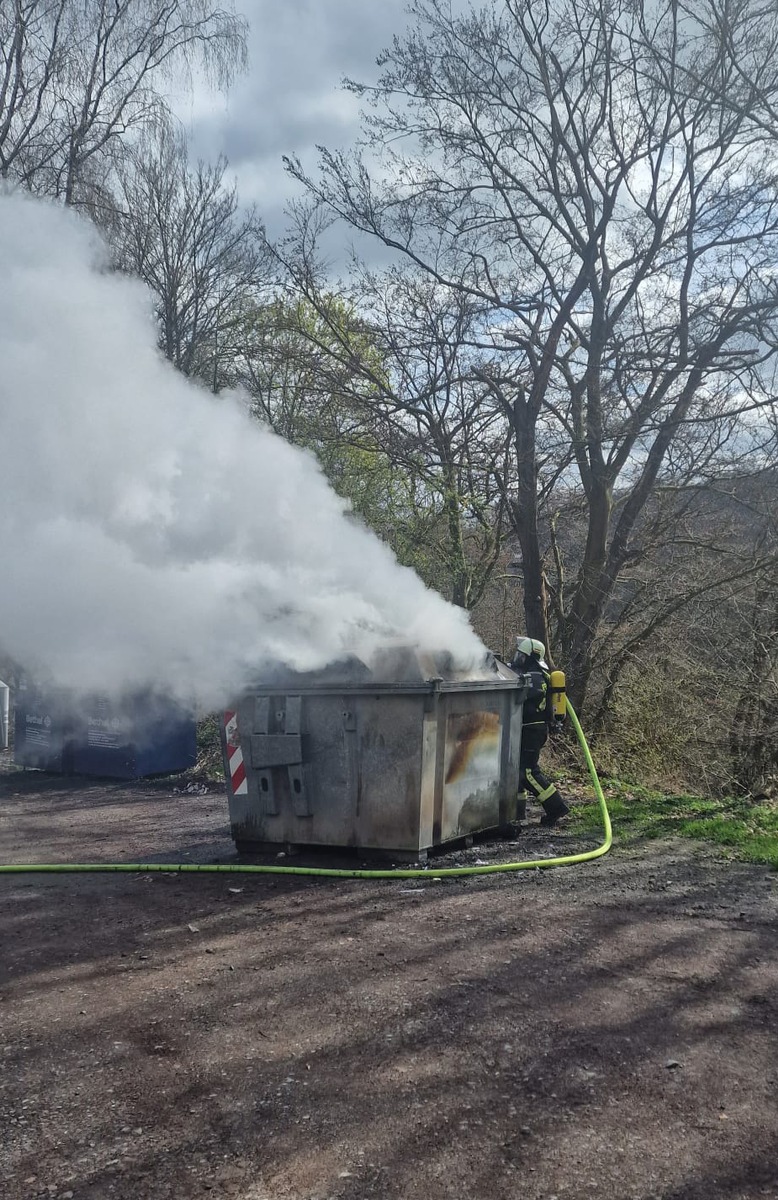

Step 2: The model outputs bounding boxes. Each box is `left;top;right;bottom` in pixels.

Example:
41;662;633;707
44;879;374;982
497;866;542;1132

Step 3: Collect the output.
222;647;528;858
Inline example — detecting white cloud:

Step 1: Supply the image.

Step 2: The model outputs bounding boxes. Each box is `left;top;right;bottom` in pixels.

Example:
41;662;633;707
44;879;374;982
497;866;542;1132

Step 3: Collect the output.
171;0;417;234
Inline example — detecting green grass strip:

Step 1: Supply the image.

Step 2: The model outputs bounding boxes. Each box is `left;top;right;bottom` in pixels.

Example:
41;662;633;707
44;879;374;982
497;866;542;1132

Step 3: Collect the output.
570;782;778;868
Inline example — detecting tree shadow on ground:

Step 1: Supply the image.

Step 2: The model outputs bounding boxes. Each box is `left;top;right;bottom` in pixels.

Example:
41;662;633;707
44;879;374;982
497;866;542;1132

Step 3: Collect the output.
1;780;777;1200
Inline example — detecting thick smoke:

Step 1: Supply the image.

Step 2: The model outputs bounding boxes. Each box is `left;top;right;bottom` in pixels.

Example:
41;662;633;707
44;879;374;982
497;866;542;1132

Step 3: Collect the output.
0;193;486;707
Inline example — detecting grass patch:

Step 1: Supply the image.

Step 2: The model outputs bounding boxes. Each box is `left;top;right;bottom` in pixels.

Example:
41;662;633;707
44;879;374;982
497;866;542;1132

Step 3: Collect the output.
570;780;778;868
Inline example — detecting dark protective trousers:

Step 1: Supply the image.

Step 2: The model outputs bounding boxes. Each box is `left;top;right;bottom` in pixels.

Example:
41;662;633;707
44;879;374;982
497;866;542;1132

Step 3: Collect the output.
519;746;564;808
517;721;568;822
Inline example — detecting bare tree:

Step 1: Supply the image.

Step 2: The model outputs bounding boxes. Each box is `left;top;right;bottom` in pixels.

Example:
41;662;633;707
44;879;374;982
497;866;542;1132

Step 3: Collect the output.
107;127;269;387
286;0;778;707
0;0;246;204
270;239;514;608
345;272;513;609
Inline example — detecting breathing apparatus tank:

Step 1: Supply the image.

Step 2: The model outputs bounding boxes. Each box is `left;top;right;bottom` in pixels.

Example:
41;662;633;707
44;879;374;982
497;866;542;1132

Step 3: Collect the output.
549;669;567;726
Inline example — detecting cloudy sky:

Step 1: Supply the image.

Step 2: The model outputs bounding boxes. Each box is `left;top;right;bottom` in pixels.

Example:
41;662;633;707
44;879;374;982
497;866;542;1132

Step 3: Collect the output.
176;0;421;240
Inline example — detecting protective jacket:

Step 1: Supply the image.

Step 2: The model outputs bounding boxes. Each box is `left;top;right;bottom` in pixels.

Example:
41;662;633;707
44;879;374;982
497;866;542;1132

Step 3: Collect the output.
510;651;551;754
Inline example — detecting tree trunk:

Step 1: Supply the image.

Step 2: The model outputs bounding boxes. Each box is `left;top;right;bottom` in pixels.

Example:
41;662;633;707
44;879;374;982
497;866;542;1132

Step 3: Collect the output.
508;395;549;648
562;478;612;709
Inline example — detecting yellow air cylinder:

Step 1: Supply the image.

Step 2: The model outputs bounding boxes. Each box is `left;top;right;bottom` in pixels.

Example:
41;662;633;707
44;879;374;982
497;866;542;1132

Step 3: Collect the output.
549;669;567;721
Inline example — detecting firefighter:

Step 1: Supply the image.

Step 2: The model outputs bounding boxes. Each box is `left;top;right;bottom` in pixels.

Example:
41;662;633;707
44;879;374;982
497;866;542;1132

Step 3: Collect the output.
511;636;570;827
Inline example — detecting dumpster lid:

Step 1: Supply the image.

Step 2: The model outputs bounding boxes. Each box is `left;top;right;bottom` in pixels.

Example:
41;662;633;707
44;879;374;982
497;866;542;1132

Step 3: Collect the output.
251;643;525;692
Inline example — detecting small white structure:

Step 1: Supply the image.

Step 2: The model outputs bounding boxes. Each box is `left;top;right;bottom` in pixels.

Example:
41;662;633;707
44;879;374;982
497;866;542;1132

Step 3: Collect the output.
0;680;9;751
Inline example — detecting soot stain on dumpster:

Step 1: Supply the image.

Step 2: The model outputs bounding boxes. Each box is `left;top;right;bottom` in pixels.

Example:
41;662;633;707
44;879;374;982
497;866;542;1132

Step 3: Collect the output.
444;711;501;784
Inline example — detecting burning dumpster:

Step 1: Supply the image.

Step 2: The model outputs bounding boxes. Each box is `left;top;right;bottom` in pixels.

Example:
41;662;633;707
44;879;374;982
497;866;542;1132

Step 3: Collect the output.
222;647;529;859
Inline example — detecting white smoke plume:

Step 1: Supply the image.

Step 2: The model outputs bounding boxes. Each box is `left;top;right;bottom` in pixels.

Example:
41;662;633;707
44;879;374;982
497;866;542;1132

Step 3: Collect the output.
0;192;486;708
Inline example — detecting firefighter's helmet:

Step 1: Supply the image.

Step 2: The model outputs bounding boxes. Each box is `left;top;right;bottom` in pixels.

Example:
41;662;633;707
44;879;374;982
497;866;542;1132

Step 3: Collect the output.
515;636;545;660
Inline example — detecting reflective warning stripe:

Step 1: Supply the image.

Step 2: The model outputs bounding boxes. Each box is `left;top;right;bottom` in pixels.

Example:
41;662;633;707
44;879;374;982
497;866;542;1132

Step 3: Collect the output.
525;770;556;803
223;710;248;795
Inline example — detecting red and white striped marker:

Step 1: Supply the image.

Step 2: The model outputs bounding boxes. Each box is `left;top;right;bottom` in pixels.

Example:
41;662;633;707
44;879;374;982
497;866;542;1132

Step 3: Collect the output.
223;710;248;795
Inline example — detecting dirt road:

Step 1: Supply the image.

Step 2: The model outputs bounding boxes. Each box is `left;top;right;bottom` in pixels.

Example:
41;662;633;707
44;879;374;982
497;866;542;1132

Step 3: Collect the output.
1;766;777;1200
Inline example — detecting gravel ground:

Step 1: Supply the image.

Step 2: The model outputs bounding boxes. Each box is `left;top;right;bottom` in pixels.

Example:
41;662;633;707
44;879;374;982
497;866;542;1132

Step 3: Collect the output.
1;759;777;1200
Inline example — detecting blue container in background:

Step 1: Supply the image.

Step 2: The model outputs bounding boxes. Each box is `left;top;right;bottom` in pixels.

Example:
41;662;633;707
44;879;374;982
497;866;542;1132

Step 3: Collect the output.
71;692;197;779
13;686;73;773
14;686;196;779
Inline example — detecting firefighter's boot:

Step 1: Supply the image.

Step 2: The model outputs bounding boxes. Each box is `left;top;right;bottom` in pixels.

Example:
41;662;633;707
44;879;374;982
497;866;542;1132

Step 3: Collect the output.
540;790;569;827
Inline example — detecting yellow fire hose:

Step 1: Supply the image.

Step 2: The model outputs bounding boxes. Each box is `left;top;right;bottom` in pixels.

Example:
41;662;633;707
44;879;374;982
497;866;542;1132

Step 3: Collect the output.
0;703;611;879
